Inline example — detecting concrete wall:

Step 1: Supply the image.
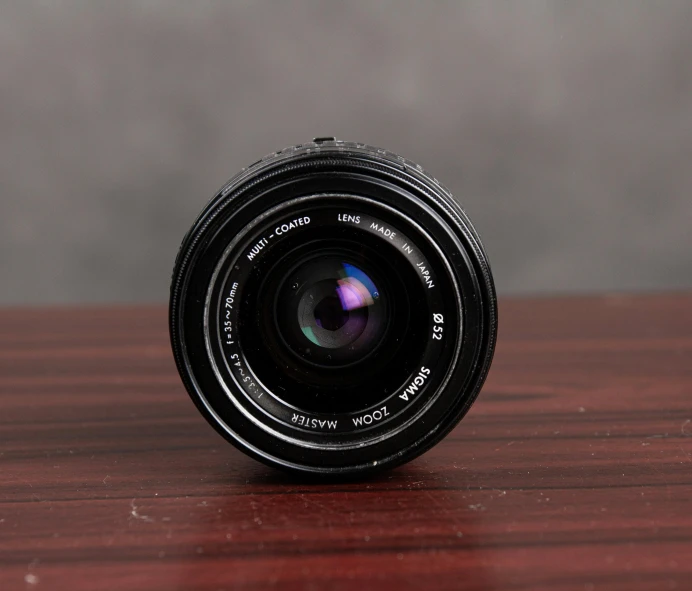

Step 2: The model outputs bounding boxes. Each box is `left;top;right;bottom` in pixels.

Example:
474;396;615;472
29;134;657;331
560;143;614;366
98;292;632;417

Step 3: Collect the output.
1;1;691;303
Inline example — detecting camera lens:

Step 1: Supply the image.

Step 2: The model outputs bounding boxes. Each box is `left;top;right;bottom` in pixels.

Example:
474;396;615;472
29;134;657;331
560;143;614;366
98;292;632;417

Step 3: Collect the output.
170;139;497;476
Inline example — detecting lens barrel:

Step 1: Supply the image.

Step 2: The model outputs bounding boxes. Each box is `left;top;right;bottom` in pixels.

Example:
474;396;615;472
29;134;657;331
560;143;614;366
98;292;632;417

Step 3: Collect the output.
169;139;497;476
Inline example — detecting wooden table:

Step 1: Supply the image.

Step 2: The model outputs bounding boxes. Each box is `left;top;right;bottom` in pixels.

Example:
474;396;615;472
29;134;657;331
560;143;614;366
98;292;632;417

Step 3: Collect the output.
1;294;691;590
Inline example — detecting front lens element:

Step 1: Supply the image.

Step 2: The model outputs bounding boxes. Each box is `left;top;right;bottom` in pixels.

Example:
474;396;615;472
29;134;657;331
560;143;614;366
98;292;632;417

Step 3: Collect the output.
279;258;385;365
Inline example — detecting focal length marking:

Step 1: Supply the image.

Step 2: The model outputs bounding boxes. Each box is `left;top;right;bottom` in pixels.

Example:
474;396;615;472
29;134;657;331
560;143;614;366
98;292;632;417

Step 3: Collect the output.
224;282;239;346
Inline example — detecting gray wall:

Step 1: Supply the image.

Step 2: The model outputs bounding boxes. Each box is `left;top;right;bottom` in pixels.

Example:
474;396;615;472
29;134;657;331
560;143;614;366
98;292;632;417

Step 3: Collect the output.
1;1;691;304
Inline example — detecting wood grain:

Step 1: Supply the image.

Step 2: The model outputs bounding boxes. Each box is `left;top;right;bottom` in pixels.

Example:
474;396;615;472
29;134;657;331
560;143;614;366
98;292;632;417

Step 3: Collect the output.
1;294;691;590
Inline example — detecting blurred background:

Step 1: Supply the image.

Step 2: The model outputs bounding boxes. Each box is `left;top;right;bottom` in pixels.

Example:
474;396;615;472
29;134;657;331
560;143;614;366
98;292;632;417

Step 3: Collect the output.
1;1;691;305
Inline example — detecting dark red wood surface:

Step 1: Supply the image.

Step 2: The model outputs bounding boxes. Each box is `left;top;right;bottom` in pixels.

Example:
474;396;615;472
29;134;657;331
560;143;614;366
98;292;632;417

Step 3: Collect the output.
1;294;691;590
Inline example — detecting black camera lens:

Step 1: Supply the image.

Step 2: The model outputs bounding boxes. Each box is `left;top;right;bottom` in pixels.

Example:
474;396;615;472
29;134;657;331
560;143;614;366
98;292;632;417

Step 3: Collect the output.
169;139;497;476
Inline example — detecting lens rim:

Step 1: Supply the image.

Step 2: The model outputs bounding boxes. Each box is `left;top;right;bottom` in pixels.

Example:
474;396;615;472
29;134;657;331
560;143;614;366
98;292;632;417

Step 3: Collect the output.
205;196;460;443
170;141;497;476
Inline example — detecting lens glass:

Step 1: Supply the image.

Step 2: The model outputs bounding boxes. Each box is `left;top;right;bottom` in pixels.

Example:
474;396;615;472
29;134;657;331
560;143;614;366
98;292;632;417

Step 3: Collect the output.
276;258;387;367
